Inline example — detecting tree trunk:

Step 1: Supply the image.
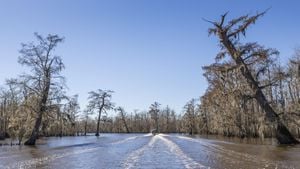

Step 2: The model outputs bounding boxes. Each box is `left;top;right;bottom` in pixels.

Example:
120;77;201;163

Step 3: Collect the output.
288;81;295;104
95;110;102;136
84;120;88;136
24;111;43;145
120;111;130;133
166;116;169;133
24;80;50;145
59;116;63;137
123;117;130;133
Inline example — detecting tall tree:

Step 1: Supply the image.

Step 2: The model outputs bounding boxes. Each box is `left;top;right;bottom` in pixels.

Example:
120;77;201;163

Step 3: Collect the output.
87;89;114;136
17;33;65;145
206;11;298;144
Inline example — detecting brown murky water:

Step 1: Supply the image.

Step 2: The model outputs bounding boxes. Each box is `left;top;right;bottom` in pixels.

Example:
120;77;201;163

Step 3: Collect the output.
0;134;299;169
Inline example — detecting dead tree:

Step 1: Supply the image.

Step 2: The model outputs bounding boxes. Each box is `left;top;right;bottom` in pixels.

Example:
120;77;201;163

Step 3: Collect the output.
206;11;298;144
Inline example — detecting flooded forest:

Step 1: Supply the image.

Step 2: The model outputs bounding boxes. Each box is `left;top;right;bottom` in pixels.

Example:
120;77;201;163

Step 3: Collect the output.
0;6;300;169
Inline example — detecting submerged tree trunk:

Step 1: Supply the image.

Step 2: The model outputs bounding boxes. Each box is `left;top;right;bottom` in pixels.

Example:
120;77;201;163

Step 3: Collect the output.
24;81;50;145
96;99;105;137
24;107;44;145
95;110;102;136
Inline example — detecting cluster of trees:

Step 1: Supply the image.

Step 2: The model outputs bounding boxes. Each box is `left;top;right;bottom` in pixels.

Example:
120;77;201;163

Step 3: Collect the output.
196;11;299;144
179;48;300;141
174;11;300;144
199;52;300;138
0;33;185;145
0;33;81;145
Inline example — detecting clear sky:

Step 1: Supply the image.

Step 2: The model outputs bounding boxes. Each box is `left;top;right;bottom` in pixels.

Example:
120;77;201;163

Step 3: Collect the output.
0;0;299;114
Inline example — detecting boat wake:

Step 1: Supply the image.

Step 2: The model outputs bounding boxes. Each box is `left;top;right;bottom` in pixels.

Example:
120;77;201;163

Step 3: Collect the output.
157;134;207;169
168;135;287;169
122;134;207;169
122;136;157;169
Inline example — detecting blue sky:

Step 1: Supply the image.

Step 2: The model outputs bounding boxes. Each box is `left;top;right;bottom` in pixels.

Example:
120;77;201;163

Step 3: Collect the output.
0;0;299;114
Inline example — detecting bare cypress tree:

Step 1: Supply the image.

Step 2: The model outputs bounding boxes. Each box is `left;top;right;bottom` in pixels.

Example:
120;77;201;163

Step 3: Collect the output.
205;11;299;144
87;89;114;136
17;33;65;145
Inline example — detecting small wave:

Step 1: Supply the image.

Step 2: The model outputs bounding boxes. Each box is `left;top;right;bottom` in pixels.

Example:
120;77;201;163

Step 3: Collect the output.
5;146;100;169
52;142;97;150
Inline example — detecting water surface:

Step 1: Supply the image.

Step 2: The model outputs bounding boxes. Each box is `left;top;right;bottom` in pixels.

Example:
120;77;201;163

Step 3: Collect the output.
0;134;299;169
